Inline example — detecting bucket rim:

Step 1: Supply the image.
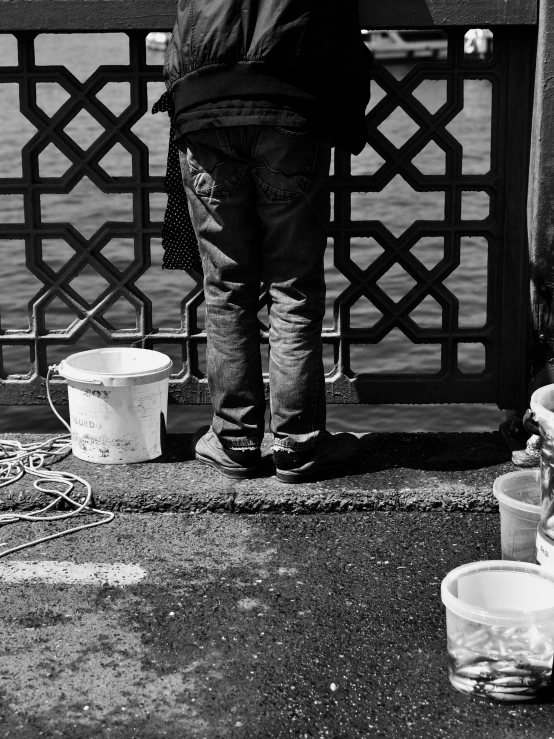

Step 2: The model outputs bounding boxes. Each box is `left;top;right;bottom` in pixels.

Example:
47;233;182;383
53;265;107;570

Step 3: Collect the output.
537;523;554;546
441;560;554;625
530;383;554;426
58;347;173;387
492;470;541;515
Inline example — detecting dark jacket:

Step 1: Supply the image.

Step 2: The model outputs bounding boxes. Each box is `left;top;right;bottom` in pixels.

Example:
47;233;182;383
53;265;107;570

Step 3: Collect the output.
163;0;373;154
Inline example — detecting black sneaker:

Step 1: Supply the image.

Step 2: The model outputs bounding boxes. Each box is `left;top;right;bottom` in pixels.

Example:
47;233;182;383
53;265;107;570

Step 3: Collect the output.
191;426;261;479
273;431;361;484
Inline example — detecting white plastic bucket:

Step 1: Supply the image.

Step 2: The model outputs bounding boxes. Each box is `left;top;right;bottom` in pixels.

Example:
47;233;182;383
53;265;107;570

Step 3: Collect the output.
493;470;541;562
441;561;554;701
530;384;554;540
57;348;173;464
530;384;554;437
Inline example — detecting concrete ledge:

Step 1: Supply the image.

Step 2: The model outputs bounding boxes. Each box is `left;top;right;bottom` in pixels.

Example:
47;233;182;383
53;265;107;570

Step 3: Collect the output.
0;432;522;514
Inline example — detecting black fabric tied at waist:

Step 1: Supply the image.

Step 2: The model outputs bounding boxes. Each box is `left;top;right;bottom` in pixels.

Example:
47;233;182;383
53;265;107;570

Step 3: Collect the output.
152;91;202;275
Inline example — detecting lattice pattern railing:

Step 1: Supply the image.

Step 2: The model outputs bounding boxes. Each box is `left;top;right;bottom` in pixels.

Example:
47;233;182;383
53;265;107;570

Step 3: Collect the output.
0;28;534;408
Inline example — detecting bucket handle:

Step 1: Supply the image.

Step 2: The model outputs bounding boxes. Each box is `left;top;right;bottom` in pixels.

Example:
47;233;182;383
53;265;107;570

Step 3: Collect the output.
56;360;103;385
523;408;541;436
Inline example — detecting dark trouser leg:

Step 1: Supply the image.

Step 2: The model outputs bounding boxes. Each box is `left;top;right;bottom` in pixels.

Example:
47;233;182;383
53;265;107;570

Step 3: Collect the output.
252;127;332;451
179;128;265;449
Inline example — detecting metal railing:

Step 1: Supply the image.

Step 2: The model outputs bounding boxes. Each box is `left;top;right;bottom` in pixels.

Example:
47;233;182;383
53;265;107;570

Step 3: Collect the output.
0;1;539;410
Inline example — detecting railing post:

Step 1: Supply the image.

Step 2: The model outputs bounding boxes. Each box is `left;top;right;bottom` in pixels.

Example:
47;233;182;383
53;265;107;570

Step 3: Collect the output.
528;0;554;394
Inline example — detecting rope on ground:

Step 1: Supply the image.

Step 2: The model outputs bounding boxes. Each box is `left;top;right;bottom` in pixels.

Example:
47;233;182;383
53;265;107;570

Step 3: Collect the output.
0;367;114;559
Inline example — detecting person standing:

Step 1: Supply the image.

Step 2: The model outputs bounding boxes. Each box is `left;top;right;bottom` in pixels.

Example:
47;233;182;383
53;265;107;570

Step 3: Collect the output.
164;0;373;483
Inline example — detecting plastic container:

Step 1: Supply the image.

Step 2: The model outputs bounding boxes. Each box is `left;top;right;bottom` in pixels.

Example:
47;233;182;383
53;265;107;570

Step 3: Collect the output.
530;384;554;541
57;347;172;464
441;561;554;701
493;470;541;562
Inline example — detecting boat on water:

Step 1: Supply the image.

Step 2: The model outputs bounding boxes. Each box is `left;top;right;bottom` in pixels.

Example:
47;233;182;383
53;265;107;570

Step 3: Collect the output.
463;28;493;58
146;32;171;51
362;29;492;61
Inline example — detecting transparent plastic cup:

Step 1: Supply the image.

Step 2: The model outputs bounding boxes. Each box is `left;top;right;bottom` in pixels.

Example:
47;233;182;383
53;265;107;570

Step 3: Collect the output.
441;561;554;701
493;471;541;562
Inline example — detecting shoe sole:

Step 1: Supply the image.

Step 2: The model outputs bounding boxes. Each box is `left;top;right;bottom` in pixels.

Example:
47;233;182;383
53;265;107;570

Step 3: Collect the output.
195;452;260;480
275;449;362;484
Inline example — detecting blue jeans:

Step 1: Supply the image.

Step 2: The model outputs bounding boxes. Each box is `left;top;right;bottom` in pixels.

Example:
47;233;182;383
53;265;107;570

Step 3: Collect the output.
179;125;331;452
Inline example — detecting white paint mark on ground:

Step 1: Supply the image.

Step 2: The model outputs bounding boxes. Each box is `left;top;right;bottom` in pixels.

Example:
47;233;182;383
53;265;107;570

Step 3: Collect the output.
237;597;268;612
278;566;298;576
0;561;146;585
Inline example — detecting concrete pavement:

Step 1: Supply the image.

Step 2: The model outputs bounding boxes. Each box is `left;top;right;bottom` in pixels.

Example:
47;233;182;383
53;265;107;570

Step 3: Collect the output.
0;512;552;738
0;431;551;737
2;432;516;513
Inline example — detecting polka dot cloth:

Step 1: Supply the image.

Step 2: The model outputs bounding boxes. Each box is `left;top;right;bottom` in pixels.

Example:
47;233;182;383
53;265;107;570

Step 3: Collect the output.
152;92;202;274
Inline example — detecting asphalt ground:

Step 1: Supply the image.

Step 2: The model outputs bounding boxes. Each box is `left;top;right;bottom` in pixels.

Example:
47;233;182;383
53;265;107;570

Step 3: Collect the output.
0;511;552;739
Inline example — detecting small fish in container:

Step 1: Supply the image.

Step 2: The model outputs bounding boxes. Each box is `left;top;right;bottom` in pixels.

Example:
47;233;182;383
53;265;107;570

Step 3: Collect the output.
441;561;554;702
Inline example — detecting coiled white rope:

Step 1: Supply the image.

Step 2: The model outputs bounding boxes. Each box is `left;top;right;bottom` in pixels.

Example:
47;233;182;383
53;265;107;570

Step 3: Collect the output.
0;366;114;559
